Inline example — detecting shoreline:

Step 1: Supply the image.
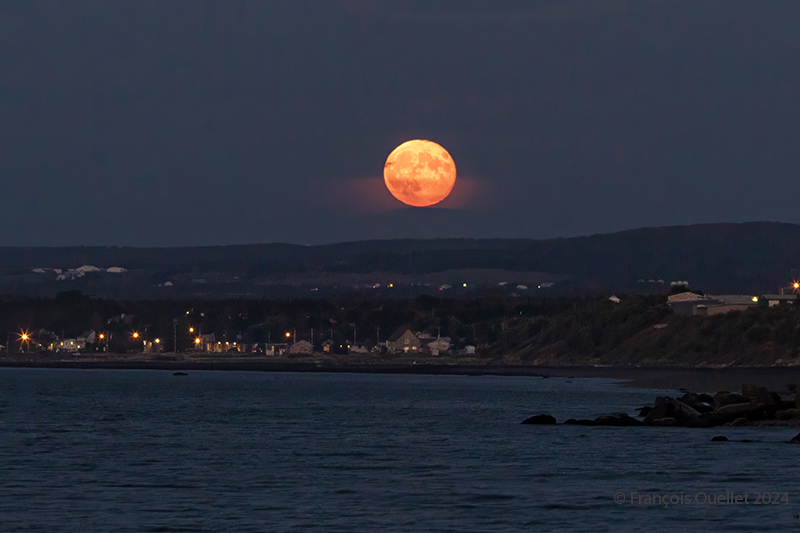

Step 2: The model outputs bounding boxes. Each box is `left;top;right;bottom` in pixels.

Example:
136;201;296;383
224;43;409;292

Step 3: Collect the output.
3;357;800;391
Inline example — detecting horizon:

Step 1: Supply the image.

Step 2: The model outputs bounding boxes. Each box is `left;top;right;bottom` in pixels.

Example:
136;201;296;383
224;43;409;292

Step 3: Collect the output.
0;219;796;249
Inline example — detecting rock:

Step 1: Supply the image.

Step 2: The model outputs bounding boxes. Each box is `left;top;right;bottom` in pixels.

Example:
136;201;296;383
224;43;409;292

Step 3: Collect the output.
172;372;188;376
713;392;750;409
730;417;751;426
776;409;800;421
563;418;596;426
714;402;756;422
521;414;557;425
652;417;677;427
671;399;701;424
637;406;652;417
711;435;729;442
643;401;672;425
790;432;800;444
686;412;724;428
742;383;767;398
697;393;714;404
777;393;796;411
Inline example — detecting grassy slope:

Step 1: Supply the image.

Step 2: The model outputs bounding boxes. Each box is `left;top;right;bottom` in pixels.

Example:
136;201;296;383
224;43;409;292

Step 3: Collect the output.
497;295;800;367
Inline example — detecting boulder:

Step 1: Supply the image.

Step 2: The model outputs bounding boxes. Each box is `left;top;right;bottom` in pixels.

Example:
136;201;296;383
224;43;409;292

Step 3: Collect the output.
776;409;800;421
563;418;596;426
671;399;701;424
714;402;756;422
643;402;672;425
742;383;767;398
521;414;557;425
652;417;678;427
711;435;729;442
790;432;800;444
713;392;750;409
686;412;724;428
697;393;714;404
637;406;652;417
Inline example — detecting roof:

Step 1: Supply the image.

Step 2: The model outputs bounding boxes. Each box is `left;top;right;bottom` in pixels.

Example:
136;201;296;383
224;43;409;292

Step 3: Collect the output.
713;295;758;306
762;294;797;300
387;326;414;342
667;292;705;303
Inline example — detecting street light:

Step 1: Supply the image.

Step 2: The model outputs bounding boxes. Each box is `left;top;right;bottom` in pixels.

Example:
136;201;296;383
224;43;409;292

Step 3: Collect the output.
133;332;139;339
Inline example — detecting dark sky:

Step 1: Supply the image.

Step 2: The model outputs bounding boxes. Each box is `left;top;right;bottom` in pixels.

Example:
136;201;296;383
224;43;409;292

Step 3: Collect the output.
2;1;799;246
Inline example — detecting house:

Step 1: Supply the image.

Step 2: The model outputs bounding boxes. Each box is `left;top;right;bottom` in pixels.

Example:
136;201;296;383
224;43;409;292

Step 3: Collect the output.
289;340;313;355
463;345;476;354
760;294;797;307
696;295;759;316
59;338;86;352
608;295;621;303
427;338;451;355
387;328;421;353
667;292;718;315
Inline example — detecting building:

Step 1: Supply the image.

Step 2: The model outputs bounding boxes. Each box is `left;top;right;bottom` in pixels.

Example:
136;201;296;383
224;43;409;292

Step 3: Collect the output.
387;328;421;353
288;340;313;355
696;295;759;316
760;294;797;307
426;337;451;355
667;292;718;315
59;338;86;352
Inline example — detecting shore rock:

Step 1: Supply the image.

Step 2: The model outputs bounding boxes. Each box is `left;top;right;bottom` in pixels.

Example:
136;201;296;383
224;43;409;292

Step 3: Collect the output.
521;414;557;425
713;392;750;409
563;419;596;426
711;435;729;442
791;432;800;444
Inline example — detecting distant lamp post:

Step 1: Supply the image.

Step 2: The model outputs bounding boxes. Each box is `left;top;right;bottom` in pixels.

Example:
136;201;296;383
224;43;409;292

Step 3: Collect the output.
133;332;139;339
20;332;30;353
194;337;201;348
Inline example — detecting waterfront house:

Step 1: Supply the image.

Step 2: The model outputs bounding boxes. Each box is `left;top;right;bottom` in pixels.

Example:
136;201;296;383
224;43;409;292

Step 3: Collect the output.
387;328;421;353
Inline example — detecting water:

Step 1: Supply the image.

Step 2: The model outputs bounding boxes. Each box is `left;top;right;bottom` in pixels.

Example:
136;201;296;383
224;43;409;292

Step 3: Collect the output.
1;368;798;532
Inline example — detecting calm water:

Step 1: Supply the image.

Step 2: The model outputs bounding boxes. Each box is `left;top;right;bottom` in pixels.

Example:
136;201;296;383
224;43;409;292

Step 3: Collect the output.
1;368;798;532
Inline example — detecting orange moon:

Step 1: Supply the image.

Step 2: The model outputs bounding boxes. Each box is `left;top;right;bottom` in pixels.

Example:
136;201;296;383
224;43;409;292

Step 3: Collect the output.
383;139;456;207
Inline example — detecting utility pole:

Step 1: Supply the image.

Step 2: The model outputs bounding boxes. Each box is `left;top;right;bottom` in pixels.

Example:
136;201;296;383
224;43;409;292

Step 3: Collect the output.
173;319;177;354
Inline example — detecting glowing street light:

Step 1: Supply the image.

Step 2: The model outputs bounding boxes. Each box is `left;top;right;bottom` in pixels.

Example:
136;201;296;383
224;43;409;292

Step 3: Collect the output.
794;282;799;290
189;327;194;333
132;332;139;339
154;338;160;344
194;337;201;345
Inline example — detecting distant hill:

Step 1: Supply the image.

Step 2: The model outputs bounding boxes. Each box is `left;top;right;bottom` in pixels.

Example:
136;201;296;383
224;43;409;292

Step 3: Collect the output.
1;222;798;299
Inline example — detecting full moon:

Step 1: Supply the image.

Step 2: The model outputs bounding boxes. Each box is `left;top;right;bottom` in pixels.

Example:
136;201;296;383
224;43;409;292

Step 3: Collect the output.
383;139;456;207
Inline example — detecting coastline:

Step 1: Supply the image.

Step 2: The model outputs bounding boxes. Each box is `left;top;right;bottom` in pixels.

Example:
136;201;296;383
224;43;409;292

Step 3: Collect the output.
3;356;800;392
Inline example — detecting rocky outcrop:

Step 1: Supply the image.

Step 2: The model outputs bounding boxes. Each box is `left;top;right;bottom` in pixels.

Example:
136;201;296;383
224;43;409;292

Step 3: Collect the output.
522;382;800;428
521;414;557;425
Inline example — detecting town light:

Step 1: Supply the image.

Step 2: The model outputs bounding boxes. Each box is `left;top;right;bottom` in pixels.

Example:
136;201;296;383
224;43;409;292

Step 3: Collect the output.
752;297;758;302
189;327;194;333
99;333;104;339
794;282;799;290
285;332;291;338
154;338;160;343
20;333;29;341
133;332;139;338
194;337;201;345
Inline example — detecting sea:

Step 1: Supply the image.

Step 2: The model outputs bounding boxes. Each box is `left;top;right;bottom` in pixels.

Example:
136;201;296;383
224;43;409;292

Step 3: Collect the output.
1;368;798;532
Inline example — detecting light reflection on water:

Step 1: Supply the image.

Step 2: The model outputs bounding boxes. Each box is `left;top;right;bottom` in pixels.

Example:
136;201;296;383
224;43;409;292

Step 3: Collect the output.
0;368;798;532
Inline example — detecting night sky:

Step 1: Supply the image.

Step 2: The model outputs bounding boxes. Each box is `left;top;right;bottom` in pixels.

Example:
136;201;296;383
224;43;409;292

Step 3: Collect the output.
2;1;799;246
